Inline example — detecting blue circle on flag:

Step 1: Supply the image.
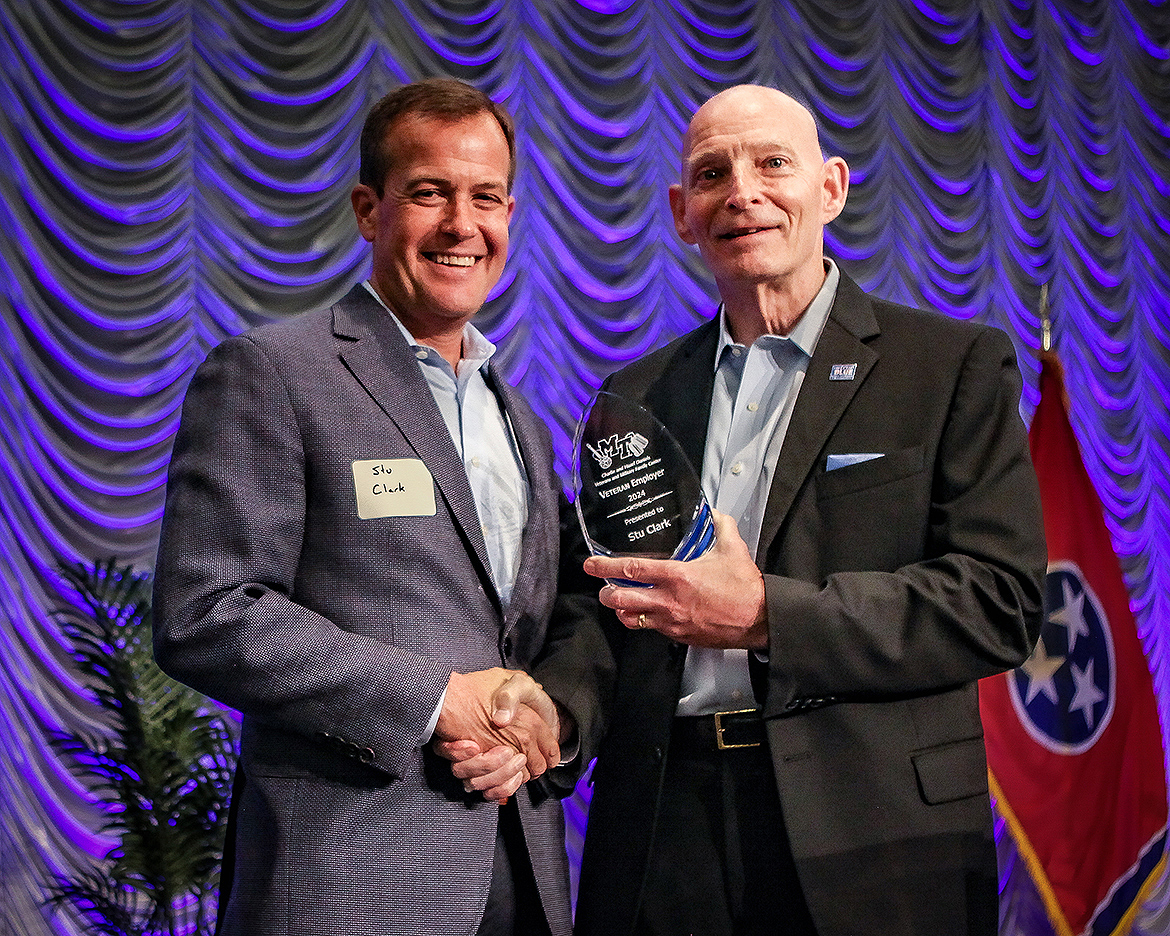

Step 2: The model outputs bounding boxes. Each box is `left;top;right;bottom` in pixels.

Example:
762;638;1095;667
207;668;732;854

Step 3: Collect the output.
1008;561;1115;755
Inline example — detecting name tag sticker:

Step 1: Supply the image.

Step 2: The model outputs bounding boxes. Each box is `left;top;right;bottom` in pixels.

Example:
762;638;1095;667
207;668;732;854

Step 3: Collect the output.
351;458;437;519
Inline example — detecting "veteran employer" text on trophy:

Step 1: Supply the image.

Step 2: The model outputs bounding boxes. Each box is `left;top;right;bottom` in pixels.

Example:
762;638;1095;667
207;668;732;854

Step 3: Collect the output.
572;391;714;583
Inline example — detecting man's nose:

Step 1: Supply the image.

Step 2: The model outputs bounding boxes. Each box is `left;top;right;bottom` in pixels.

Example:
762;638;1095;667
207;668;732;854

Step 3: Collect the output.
725;165;762;210
441;196;476;237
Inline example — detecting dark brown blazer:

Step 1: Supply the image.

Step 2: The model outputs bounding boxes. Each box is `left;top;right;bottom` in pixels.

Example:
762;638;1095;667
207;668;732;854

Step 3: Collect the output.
573;272;1047;936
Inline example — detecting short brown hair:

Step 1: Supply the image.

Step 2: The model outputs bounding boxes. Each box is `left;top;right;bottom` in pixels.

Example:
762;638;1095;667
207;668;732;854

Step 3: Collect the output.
359;78;517;195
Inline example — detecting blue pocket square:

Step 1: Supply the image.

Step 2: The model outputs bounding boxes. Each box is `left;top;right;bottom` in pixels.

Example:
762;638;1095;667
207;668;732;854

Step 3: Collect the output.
826;452;885;471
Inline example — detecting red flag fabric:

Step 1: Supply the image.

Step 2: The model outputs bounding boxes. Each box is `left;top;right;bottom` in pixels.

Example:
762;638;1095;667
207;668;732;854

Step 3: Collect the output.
980;354;1168;936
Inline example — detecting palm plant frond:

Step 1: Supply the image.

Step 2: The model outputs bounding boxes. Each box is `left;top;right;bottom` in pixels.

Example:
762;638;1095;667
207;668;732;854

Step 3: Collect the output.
44;559;237;936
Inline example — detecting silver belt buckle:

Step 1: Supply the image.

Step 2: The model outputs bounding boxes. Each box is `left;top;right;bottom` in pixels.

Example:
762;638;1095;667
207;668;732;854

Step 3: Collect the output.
713;708;762;750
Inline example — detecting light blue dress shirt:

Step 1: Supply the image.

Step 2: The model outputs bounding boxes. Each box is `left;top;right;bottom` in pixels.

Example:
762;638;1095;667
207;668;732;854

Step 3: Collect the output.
363;283;530;742
363;282;529;610
676;259;840;716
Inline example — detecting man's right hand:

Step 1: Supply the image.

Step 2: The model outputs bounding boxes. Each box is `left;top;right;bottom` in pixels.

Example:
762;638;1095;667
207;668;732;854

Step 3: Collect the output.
433;668;560;780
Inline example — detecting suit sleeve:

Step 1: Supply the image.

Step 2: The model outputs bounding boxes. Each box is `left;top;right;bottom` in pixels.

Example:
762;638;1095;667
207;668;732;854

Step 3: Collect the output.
761;325;1047;717
152;335;450;778
530;493;616;791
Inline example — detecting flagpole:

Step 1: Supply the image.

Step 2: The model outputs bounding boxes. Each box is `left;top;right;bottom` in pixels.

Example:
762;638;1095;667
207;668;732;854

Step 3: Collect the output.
1040;282;1051;353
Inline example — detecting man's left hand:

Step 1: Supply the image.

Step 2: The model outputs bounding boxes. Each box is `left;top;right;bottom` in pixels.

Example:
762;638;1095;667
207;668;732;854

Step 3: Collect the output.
435;739;531;805
583;509;768;650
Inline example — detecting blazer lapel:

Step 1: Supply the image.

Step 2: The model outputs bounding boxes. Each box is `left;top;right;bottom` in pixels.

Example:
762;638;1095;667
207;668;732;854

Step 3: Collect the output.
756;274;881;555
332;286;494;587
642;321;720;478
486;365;555;629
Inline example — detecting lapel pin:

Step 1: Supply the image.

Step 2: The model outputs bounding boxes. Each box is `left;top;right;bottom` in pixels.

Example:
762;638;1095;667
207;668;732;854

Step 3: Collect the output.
829;363;857;381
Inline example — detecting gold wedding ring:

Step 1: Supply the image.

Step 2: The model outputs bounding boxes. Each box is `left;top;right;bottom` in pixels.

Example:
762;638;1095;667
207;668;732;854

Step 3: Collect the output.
637;613;647;629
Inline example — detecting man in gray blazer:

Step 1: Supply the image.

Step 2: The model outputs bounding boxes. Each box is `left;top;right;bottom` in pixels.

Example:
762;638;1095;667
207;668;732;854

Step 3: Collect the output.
571;86;1047;935
153;78;600;936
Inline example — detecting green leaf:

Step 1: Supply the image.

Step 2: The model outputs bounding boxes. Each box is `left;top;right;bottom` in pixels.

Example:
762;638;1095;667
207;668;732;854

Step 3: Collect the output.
46;560;236;936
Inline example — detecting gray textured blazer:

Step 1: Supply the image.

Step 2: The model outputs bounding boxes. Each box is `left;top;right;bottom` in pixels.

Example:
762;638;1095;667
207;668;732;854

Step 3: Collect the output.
573;273;1047;936
154;284;578;935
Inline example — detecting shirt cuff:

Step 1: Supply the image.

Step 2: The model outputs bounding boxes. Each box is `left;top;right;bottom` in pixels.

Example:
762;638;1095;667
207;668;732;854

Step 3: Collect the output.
558;736;581;767
421;685;447;744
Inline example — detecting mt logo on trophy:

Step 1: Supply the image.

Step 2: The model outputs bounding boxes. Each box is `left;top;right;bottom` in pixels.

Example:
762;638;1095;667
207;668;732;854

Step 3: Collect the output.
585;431;649;469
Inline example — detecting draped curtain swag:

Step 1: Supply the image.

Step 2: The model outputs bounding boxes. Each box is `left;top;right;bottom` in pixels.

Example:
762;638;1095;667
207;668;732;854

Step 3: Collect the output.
1;2;1168;933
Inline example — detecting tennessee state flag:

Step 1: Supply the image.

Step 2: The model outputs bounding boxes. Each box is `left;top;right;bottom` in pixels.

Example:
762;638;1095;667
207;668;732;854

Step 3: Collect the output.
980;353;1168;935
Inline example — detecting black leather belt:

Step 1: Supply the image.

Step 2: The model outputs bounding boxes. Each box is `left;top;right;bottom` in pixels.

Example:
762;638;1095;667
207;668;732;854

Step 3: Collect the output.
672;709;765;751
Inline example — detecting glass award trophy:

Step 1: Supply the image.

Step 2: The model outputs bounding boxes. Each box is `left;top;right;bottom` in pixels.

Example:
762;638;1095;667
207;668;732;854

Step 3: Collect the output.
572;391;714;584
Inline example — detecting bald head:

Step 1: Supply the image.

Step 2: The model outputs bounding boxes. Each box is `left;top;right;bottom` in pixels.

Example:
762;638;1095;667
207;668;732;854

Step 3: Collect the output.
668;85;849;334
681;85;824;177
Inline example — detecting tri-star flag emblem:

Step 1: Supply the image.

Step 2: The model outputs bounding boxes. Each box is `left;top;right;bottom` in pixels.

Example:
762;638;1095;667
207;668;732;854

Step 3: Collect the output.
1010;561;1115;754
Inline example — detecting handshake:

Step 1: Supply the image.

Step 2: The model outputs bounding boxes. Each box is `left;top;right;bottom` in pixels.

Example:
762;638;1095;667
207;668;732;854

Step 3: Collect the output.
432;668;570;804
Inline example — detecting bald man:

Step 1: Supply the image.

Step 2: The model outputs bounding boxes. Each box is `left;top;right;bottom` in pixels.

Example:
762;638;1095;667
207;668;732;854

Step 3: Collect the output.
570;86;1046;935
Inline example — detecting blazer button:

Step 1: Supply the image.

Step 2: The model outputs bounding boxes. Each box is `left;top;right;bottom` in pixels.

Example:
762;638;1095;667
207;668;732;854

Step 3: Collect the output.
502;636;513;657
651;746;664;764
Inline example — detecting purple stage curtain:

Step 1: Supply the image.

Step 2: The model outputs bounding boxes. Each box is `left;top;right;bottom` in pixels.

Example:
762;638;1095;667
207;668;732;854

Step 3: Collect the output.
1;2;1168;933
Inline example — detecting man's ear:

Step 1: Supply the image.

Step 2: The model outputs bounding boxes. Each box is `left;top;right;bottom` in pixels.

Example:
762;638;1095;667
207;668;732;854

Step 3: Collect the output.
821;157;849;224
668;184;697;245
351;184;379;243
